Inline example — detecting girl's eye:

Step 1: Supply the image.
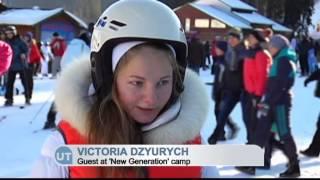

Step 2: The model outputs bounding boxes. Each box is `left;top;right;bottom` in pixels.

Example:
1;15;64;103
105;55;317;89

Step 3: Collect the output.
130;81;143;87
157;80;169;87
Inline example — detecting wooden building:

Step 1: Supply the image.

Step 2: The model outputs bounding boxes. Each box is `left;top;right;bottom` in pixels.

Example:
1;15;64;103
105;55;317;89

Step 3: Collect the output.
0;7;87;43
175;0;291;41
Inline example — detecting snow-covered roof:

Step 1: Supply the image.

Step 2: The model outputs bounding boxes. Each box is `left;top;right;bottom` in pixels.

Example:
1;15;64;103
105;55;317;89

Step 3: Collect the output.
190;3;251;29
65;11;87;29
219;0;256;11
0;8;87;28
0;8;63;25
234;12;274;25
234;12;292;32
272;22;292;32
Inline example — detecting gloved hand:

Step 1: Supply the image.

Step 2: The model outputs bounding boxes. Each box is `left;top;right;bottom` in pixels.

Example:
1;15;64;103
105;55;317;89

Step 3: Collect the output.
251;94;261;107
257;103;270;119
304;78;311;87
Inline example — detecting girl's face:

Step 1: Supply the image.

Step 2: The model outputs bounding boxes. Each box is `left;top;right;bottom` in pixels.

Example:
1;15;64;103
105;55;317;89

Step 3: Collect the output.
116;46;173;124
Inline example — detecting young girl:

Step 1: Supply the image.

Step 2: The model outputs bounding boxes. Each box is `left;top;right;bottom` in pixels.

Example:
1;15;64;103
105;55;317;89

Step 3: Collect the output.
31;0;213;178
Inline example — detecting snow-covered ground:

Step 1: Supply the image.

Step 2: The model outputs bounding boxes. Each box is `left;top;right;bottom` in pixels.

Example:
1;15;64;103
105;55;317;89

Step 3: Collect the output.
0;69;319;178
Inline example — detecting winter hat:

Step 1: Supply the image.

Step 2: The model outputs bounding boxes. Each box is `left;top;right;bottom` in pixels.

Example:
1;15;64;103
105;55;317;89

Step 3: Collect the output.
215;41;228;52
6;26;17;35
112;41;176;71
26;31;33;38
269;34;290;50
248;29;266;42
263;28;273;41
53;32;59;37
228;29;242;39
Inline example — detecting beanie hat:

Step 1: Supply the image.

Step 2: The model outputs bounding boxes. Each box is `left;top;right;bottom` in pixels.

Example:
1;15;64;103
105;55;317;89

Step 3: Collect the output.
112;41;176;71
6;26;17;35
263;28;273;39
216;41;228;52
26;31;33;38
269;34;290;50
53;32;59;37
248;29;266;42
228;29;242;39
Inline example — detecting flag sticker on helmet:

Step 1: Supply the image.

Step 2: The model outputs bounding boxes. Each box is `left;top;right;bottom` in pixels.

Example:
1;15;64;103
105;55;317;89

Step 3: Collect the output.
97;17;107;28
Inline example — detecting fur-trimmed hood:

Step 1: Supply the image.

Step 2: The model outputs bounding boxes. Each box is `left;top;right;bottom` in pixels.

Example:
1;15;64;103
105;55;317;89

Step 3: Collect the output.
55;57;209;144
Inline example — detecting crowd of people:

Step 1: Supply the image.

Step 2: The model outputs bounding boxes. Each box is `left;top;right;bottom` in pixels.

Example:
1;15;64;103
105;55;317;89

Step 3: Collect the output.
0;25;92;108
0;26;59;106
196;28;320;177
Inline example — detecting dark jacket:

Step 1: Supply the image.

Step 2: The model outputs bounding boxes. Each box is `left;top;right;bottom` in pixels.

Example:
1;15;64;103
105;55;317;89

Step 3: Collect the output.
188;38;204;66
213;55;225;100
264;48;297;106
223;43;246;92
7;36;28;71
305;69;320;98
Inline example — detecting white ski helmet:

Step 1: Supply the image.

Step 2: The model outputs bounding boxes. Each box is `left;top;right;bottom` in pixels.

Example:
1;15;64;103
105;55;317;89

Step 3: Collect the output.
90;0;187;96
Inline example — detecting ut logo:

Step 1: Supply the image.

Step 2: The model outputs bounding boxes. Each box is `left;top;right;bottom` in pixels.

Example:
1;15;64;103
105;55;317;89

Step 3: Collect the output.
96;17;107;27
55;146;73;165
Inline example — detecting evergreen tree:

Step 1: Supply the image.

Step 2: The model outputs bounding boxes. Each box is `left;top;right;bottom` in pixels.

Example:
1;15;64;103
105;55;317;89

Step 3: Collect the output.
243;0;314;35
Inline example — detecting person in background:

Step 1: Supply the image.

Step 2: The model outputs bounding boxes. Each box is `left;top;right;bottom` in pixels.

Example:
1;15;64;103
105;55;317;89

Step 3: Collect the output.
243;29;272;144
204;40;211;69
50;32;66;78
23;32;42;101
3;26;30;106
208;40;238;144
307;44;319;74
0;40;12;76
0;28;6;41
250;35;300;177
40;42;54;77
208;29;247;144
188;34;204;74
235;29;272;175
0;28;10;95
23;32;42;76
297;36;312;76
301;69;320;157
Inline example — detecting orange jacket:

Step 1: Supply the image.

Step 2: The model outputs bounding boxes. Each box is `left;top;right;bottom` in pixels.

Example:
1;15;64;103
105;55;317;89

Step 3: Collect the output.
58;120;202;178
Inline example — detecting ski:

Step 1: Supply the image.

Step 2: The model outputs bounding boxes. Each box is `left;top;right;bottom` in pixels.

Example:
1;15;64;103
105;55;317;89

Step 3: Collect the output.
0;105;27;109
32;128;56;134
0;115;6;122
